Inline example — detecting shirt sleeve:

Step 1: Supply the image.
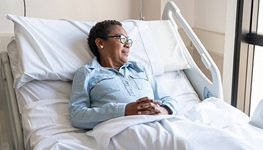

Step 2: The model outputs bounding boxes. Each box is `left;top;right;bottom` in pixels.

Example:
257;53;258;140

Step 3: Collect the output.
69;67;127;129
143;66;179;115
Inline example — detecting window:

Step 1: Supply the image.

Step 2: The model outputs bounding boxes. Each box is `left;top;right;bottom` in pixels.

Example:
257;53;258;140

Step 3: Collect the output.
232;0;263;115
250;0;263;115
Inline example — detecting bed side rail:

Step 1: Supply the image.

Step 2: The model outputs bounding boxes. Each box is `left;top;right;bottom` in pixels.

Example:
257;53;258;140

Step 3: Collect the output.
162;1;223;100
0;51;24;150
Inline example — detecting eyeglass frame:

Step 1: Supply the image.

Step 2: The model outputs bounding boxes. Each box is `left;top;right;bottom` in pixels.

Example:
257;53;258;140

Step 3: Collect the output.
99;34;133;47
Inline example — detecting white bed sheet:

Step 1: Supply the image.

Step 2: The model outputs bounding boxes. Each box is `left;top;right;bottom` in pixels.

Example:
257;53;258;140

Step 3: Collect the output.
16;80;72;113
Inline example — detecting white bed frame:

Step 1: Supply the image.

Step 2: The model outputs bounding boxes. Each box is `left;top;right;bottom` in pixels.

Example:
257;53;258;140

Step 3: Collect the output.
162;2;223;100
0;1;223;149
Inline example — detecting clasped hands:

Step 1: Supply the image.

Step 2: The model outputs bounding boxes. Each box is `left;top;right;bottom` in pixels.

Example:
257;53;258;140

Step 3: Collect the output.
125;97;169;116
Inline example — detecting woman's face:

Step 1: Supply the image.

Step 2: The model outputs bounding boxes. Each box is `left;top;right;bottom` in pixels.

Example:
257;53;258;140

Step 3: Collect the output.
98;25;131;68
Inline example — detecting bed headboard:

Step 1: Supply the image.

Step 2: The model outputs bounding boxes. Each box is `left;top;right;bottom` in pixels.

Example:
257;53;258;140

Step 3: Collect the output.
0;51;23;150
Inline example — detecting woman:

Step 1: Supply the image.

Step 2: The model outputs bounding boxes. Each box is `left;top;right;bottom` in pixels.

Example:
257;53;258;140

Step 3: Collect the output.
69;20;179;129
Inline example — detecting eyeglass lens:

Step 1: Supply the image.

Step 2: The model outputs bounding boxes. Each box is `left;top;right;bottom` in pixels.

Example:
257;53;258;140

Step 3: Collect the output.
119;34;133;46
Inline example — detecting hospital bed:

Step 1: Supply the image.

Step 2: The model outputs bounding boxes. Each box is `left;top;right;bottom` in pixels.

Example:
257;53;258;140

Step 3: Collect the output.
1;1;263;150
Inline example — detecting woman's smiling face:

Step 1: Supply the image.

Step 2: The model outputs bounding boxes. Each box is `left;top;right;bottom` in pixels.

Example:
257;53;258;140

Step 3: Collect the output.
98;25;131;69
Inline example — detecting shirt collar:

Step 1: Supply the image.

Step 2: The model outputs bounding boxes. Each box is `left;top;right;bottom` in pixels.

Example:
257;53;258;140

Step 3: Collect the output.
88;57;144;72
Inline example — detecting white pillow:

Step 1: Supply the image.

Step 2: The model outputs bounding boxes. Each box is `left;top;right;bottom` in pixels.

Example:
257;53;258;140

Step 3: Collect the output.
250;100;263;129
146;20;190;72
6;15;94;88
6;14;190;89
123;20;165;75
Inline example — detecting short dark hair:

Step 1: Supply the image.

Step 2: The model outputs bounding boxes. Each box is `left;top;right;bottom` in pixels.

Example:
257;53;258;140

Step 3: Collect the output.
88;20;122;61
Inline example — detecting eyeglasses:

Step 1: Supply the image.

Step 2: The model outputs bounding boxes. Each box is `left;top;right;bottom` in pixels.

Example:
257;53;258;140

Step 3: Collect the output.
100;34;133;47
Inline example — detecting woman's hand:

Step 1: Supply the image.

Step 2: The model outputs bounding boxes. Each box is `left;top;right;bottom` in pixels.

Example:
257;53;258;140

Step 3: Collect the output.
125;102;139;116
137;97;169;115
125;97;169;116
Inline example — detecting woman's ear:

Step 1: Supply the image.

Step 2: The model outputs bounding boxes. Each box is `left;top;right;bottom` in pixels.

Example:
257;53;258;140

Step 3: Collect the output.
95;38;104;49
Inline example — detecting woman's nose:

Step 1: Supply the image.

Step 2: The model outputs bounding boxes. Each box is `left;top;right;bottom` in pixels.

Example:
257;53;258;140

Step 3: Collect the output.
124;42;131;48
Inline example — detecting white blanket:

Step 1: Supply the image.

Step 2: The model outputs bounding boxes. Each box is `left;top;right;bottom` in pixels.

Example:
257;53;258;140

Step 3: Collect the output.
86;98;263;150
21;96;263;150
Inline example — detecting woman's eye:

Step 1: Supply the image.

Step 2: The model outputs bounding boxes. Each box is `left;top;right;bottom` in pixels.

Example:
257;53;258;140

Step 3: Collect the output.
120;38;126;43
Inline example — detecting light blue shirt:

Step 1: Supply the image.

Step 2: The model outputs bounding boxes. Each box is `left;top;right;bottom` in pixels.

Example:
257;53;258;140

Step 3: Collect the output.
69;57;179;129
